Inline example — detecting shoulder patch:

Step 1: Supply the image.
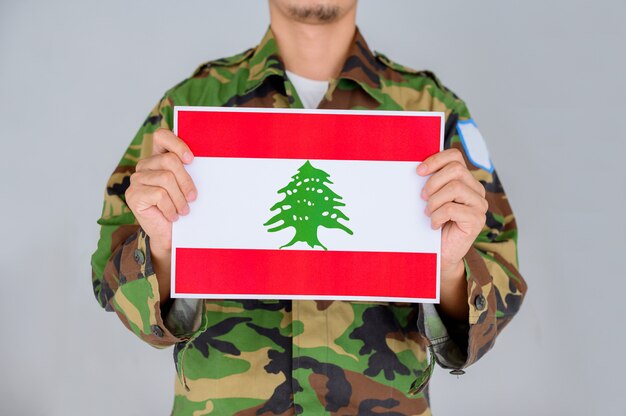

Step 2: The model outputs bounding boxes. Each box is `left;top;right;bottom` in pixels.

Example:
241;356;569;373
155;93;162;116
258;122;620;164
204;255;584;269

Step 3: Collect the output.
457;119;494;173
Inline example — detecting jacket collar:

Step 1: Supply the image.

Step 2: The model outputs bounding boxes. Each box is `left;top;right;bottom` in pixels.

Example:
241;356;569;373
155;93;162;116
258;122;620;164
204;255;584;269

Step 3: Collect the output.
244;27;384;102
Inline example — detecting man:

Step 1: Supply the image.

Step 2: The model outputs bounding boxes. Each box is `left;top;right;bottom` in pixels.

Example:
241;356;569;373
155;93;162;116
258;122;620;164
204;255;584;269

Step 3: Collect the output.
92;1;527;414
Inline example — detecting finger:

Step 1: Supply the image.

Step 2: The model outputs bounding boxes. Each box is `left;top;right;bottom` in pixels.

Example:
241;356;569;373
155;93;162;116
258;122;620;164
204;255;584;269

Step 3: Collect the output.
128;184;180;222
425;180;488;216
421;161;486;200
131;170;190;215
152;128;194;164
430;202;486;232
137;205;168;222
136;152;198;201
417;148;465;176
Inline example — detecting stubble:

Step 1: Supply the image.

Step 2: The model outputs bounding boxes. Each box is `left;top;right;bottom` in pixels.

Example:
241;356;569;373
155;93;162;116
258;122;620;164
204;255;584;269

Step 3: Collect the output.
286;4;341;23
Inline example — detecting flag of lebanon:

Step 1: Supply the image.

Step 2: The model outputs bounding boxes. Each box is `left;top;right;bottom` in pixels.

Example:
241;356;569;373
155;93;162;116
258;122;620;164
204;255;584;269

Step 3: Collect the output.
172;107;444;303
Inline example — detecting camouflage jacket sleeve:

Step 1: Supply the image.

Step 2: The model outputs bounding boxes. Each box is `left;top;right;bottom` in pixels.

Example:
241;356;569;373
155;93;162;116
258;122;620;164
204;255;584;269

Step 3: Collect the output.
91;96;202;348
417;103;528;372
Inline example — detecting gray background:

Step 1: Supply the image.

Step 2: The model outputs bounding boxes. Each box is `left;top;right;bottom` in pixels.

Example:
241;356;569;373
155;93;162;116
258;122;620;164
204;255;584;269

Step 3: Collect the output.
1;0;625;414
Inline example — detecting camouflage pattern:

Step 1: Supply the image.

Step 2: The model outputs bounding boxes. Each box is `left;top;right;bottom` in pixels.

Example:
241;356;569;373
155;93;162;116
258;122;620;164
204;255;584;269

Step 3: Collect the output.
92;28;527;415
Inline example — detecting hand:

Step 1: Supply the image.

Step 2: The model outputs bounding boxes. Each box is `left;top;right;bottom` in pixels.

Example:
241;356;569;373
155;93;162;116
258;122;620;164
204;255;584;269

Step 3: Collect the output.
126;128;197;257
417;148;488;320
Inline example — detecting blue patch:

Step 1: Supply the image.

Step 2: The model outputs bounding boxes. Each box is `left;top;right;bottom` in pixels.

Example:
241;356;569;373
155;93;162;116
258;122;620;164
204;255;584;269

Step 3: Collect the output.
456;119;494;173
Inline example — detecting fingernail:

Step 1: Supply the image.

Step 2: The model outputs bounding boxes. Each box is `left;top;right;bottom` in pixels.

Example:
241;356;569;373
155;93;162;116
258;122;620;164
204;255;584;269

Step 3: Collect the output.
424;206;430;216
172;214;180;222
181;205;190;215
421;188;428;200
417;163;428;175
182;151;193;164
187;190;197;201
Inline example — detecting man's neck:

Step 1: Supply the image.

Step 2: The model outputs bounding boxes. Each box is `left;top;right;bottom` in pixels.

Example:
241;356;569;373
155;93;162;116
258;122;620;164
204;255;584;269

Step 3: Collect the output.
269;8;357;81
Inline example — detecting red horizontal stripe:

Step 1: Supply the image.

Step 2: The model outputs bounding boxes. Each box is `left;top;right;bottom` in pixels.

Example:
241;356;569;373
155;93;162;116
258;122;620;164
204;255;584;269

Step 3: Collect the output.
175;248;437;300
177;110;441;161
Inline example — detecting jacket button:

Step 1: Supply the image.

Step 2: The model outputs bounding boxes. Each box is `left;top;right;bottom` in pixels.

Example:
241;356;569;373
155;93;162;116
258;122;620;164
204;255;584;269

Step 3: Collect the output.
134;249;145;265
450;369;465;376
151;325;164;338
474;294;487;311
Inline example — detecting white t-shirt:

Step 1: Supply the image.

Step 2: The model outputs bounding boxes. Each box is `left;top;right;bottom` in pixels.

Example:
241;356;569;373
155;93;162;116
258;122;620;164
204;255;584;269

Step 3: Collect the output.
286;70;329;109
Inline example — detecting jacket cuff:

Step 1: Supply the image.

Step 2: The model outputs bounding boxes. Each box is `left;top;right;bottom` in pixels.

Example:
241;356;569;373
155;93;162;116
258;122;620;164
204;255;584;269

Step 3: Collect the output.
109;229;183;348
463;246;498;366
418;247;497;371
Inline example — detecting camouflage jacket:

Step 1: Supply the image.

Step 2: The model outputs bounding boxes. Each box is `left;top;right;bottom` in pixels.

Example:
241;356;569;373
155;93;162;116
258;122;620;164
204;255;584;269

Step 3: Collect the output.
92;28;527;415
